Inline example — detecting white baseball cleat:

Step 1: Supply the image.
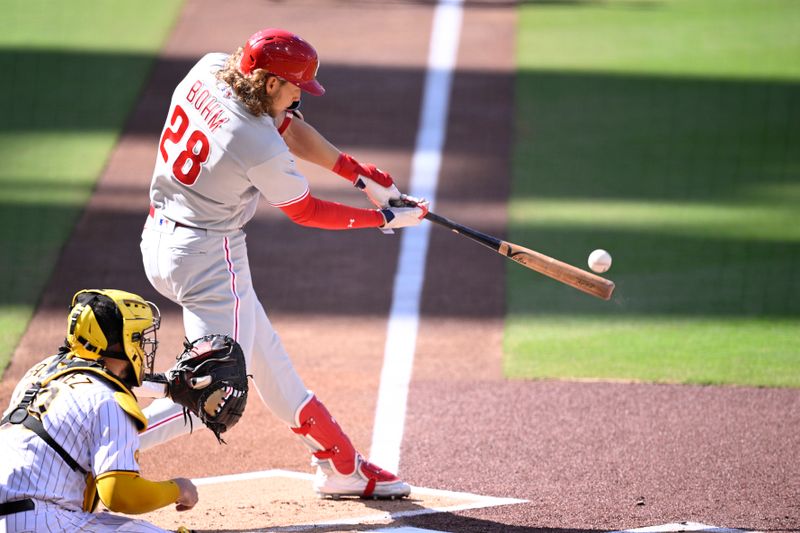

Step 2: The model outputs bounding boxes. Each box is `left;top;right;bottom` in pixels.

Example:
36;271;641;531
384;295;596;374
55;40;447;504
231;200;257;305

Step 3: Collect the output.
314;456;411;500
291;394;411;499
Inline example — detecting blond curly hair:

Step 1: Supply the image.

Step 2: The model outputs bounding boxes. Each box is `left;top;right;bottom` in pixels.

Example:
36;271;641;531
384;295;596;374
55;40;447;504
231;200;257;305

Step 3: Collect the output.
216;48;283;117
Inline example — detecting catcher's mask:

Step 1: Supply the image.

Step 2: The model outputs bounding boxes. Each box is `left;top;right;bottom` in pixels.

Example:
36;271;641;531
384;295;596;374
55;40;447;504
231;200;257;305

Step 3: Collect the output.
238;28;325;96
66;289;160;387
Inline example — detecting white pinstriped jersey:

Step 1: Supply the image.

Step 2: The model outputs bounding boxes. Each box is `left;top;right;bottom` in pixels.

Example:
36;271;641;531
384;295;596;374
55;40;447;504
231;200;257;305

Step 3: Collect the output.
149;53;310;231
0;355;140;511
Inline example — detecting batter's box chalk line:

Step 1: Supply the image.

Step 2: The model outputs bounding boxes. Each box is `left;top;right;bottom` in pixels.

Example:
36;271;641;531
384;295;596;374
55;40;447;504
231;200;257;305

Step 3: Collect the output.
610;522;761;533
192;468;527;532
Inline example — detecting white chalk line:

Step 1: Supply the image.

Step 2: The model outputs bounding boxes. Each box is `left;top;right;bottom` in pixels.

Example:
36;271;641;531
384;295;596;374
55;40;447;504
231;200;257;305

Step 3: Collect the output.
190;468;526;532
610;522;760;533
369;0;465;477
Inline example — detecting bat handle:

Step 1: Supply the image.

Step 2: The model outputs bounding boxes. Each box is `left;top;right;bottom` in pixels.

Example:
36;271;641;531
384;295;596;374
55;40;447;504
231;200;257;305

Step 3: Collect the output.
424;211;503;251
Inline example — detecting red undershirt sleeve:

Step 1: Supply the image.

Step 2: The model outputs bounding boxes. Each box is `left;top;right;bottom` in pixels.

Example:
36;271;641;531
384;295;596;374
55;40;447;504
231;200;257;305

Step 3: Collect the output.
278;191;384;230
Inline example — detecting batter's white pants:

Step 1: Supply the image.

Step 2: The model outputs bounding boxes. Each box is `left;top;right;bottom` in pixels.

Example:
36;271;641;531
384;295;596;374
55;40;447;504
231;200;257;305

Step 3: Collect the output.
139;220;309;449
0;502;171;532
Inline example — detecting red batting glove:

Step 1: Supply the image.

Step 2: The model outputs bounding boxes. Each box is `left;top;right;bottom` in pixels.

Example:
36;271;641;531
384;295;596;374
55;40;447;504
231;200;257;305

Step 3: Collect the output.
332;152;394;187
333;152;402;208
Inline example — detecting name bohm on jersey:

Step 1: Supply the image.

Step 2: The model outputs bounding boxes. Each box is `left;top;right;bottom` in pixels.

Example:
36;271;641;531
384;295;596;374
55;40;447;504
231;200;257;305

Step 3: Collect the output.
186;80;230;133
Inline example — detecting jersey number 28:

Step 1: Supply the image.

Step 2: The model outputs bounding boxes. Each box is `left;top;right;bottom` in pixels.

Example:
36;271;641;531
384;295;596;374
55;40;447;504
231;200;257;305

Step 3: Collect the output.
159;105;210;185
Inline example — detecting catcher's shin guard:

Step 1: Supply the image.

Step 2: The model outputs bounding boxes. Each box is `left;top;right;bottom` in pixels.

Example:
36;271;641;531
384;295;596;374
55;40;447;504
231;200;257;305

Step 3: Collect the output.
291;394;410;499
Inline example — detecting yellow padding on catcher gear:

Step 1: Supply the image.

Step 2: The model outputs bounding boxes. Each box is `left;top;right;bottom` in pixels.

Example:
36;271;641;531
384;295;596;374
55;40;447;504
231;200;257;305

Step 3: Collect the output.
113;391;148;432
82;472;99;512
39;364;147;432
96;471;179;514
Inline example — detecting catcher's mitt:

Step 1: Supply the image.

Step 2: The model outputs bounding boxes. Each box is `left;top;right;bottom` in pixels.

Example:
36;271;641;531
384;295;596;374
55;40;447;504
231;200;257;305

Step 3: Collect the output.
164;334;249;443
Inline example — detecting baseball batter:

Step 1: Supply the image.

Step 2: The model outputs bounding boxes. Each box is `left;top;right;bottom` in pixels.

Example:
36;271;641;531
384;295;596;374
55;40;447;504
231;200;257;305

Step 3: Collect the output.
0;289;197;532
138;28;427;499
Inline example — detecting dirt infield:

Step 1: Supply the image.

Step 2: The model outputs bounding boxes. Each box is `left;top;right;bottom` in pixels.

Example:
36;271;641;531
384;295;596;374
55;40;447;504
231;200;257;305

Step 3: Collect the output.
2;0;800;531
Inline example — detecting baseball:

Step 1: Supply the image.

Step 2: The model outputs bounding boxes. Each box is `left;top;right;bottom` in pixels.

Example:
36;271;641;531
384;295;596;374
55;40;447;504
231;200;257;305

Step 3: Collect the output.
588;249;612;273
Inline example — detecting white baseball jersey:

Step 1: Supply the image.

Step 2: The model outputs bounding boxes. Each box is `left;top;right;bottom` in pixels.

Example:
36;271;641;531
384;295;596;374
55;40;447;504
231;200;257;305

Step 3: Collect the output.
148;52;309;231
0;355;140;511
138;46;406;500
140;53;312;448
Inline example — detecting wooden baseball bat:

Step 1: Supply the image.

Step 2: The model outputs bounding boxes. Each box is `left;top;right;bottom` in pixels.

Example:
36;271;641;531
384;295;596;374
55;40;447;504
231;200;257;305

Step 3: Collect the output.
424;211;615;300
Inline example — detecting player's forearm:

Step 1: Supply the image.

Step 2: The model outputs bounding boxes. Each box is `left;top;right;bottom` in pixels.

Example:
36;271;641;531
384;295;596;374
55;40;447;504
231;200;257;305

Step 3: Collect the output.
96;471;180;514
279;192;383;229
279;192;426;231
282;116;340;169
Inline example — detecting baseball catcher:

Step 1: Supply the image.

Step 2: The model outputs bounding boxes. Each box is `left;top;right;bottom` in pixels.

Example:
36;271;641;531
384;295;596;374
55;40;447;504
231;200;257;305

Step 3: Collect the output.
0;288;200;530
150;334;249;443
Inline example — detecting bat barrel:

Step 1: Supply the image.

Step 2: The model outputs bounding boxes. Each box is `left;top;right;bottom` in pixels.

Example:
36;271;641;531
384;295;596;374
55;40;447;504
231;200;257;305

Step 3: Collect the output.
424;210;615;301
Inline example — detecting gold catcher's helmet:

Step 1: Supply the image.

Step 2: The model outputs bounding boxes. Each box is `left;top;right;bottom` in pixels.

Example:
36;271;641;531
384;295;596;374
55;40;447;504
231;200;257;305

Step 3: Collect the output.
66;289;160;387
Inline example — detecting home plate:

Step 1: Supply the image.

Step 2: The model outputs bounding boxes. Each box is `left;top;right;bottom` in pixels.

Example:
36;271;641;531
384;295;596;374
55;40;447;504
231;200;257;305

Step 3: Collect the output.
126;469;527;532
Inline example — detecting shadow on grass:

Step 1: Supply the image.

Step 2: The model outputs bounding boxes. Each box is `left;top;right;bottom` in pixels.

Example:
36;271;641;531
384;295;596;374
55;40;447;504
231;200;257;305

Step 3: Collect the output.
0;48;798;320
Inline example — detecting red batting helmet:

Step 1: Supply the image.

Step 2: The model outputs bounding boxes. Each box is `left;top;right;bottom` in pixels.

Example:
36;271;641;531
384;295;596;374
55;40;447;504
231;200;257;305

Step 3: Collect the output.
239;28;325;96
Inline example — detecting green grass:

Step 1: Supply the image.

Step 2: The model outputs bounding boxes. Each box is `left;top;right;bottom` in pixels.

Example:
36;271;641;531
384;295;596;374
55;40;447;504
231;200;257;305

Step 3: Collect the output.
0;1;184;379
507;0;800;387
506;317;800;387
